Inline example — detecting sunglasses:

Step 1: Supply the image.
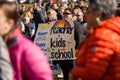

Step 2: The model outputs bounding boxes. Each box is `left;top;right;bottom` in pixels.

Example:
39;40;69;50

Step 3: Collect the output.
63;12;72;15
75;15;83;17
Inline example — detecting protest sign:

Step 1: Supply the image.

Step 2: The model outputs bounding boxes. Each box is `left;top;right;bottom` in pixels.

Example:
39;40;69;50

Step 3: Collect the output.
34;19;76;60
34;20;75;74
47;19;76;60
34;23;51;57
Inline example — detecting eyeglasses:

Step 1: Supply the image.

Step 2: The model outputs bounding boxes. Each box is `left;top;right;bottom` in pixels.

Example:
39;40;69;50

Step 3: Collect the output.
63;12;72;15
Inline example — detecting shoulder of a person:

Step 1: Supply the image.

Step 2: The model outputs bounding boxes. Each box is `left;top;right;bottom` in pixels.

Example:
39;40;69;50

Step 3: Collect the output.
74;20;79;24
80;23;87;28
18;37;42;52
90;27;120;43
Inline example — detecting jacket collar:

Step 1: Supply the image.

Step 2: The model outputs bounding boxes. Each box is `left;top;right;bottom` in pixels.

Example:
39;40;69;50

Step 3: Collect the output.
7;28;22;48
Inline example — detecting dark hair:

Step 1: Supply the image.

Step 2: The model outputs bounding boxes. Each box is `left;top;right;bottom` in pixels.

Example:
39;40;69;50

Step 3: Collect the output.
74;5;81;10
118;2;120;8
41;2;45;7
80;6;87;10
115;8;120;16
26;7;33;12
64;8;74;16
68;3;73;8
89;0;117;20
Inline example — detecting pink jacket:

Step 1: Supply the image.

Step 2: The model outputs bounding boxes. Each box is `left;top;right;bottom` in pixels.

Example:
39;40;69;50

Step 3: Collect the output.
7;29;53;80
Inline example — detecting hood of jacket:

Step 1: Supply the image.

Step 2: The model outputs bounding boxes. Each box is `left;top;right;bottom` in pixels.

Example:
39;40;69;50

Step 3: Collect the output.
100;17;120;35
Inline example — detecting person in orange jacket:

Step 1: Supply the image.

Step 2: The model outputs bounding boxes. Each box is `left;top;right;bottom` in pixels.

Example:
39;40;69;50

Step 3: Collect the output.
71;0;120;80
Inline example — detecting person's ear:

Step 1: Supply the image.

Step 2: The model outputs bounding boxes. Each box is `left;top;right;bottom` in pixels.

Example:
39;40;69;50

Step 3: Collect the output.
95;11;102;24
8;19;14;28
96;11;103;20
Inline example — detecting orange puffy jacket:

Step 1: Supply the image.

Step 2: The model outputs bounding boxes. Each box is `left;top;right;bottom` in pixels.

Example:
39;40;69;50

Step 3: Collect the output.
72;17;120;80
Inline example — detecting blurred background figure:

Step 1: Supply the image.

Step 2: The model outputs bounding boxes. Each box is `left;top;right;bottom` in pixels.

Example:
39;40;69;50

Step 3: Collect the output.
73;6;81;20
75;1;79;7
46;9;57;23
115;2;120;16
68;2;73;9
63;8;74;22
57;2;68;20
57;6;65;20
22;11;35;40
28;7;34;14
54;8;75;80
74;10;87;49
73;6;81;16
45;0;53;11
72;0;120;80
33;2;46;40
19;4;27;16
79;0;85;7
0;1;53;80
33;2;45;25
115;8;120;16
62;3;68;9
52;2;59;13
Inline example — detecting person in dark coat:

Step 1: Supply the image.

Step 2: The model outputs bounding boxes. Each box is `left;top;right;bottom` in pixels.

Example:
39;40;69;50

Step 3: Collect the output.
45;0;53;12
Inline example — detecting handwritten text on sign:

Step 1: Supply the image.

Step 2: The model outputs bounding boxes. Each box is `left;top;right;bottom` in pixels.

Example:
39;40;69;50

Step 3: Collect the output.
47;20;75;60
34;20;75;60
34;24;51;56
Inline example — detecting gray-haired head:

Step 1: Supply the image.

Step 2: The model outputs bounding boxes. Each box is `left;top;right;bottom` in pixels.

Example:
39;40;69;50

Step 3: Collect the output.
89;0;117;20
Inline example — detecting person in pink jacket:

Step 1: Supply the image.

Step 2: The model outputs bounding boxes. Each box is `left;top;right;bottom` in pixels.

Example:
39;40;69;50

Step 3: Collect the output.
0;1;53;80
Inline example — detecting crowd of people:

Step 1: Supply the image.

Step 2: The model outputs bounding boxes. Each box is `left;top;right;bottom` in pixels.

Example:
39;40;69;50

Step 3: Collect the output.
0;0;120;80
18;0;88;43
19;0;88;80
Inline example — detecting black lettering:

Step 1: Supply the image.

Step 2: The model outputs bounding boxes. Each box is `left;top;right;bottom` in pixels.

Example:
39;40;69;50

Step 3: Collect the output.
51;38;56;48
62;40;66;47
67;51;71;58
55;52;59;59
66;28;73;34
56;38;62;47
51;48;74;60
51;38;66;48
50;27;74;35
62;52;65;58
58;49;63;59
63;28;66;33
61;27;66;33
38;32;48;36
58;27;62;33
64;52;68;59
36;43;46;47
51;52;54;59
56;38;59;47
